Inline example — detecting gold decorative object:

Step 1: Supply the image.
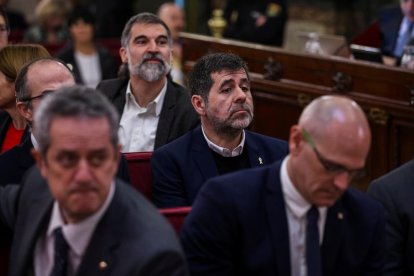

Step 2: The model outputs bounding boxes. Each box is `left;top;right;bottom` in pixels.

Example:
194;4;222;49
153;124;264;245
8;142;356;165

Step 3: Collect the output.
332;72;352;92
368;107;389;125
297;93;312;108
208;9;227;38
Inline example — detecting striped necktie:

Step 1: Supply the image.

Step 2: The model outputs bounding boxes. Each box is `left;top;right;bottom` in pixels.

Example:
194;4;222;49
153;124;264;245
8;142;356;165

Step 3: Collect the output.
50;227;69;276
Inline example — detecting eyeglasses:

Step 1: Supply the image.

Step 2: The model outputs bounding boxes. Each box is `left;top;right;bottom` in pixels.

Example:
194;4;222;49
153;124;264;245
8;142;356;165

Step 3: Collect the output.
301;128;366;179
18;90;54;102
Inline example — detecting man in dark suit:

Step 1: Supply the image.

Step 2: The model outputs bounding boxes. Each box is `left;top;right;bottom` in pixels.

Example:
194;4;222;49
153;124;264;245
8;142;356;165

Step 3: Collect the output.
152;53;288;207
0;57;129;186
97;13;199;152
0;85;188;276
379;0;414;58
181;95;385;275
368;160;414;275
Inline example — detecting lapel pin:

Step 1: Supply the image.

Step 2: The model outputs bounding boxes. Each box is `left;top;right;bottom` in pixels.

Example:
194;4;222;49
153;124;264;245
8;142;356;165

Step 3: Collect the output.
337;212;344;220
99;261;108;270
258;157;263;165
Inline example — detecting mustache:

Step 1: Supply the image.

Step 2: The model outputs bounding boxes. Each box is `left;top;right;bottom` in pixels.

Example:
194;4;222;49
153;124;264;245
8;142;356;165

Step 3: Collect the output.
67;183;99;195
141;53;166;64
229;104;253;115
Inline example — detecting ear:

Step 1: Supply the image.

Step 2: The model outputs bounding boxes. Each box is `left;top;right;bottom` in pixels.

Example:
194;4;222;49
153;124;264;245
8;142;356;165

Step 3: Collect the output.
31;148;48;179
289;125;304;156
16;101;33;123
191;95;206;116
119;47;128;64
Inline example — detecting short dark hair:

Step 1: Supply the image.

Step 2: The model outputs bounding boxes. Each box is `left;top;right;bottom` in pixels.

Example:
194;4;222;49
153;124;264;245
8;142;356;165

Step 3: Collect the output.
33;85;120;157
188;52;249;101
67;6;95;27
121;12;171;48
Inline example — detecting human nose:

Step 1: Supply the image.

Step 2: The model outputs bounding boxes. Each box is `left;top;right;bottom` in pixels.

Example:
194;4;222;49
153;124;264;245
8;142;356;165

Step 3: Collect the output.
332;171;350;192
234;86;247;103
74;159;93;182
147;40;159;52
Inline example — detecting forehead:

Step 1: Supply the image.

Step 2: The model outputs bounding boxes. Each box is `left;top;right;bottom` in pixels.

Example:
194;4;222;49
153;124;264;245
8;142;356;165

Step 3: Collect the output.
49;117;111;150
0;15;5;25
211;69;248;84
27;62;75;93
129;23;168;40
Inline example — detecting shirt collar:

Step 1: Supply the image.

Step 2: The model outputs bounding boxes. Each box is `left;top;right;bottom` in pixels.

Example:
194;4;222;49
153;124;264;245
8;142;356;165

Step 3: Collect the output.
280;156;327;219
31;133;39;150
125;79;167;116
46;182;116;257
201;125;246;157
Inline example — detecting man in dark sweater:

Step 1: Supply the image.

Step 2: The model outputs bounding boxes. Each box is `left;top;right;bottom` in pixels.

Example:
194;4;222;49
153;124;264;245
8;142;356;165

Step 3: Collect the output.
151;53;288;207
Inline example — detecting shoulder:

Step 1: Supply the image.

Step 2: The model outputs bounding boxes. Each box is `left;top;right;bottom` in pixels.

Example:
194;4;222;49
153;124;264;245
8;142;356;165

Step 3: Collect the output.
97;78;128;95
246;131;288;147
112;181;183;249
371;160;414;189
154;128;199;154
341;188;384;221
166;80;191;100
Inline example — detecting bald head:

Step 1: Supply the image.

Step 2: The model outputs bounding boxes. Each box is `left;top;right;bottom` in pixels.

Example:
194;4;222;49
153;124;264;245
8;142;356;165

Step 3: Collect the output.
157;3;185;41
298;95;370;147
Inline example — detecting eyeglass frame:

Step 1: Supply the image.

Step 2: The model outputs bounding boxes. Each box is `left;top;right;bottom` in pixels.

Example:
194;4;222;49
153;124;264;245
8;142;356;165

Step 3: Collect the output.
18;90;54;102
301;128;366;179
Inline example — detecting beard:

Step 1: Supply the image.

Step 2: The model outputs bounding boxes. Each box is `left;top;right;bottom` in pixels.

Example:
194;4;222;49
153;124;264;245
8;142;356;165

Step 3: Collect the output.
129;52;171;82
206;103;254;136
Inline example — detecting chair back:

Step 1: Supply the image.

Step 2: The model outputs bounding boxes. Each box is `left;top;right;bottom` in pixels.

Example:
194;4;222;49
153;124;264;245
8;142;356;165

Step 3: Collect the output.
124;151;153;199
159;206;192;234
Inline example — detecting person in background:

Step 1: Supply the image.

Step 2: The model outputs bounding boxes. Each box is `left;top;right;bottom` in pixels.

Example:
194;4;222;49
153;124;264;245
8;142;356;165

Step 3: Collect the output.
223;0;288;47
368;159;414;275
182;95;385;275
379;0;414;60
0;44;50;153
152;53;288;207
0;0;27;35
56;6;117;88
0;6;9;48
23;0;70;44
157;2;186;85
0;85;188;276
97;13;199;153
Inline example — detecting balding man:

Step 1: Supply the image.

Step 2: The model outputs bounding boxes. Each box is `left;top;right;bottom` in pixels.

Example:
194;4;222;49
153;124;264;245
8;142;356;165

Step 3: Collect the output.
181;96;385;276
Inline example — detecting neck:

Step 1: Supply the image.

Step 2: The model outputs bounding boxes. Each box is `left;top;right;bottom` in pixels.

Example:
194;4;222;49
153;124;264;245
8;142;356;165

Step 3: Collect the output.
129;75;166;107
75;41;96;55
202;122;243;150
4;108;26;129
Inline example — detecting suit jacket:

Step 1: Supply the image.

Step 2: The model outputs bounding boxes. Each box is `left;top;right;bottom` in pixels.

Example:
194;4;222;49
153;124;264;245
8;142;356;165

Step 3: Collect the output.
379;5;404;57
181;161;385;276
0;132;130;186
0;112;29;152
151;126;289;207
0;167;188;276
368;159;414;275
56;44;118;84
97;78;200;150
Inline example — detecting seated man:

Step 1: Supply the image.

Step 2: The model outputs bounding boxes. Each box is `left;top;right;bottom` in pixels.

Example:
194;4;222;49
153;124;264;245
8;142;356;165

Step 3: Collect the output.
368;160;414;274
151;53;288;207
181;95;385;275
379;0;414;59
97;13;199;152
0;57;129;186
0;85;188;275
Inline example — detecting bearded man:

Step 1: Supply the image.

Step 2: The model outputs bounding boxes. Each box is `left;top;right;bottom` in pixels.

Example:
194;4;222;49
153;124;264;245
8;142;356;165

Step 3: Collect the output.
97;12;199;152
151;53;289;207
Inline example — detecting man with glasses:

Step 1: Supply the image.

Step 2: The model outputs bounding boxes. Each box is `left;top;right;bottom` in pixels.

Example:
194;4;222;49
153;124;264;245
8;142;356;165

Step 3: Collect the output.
182;95;385;275
0;57;129;186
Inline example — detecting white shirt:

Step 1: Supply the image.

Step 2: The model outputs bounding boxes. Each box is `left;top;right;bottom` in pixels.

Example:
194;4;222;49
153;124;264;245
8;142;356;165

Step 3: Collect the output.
34;183;115;276
201;125;245;157
118;80;167;152
74;51;102;88
280;156;327;276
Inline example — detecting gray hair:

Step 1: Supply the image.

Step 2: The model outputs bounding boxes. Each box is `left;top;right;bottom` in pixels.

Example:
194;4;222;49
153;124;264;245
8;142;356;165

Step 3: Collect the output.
120;12;172;48
33;85;119;157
